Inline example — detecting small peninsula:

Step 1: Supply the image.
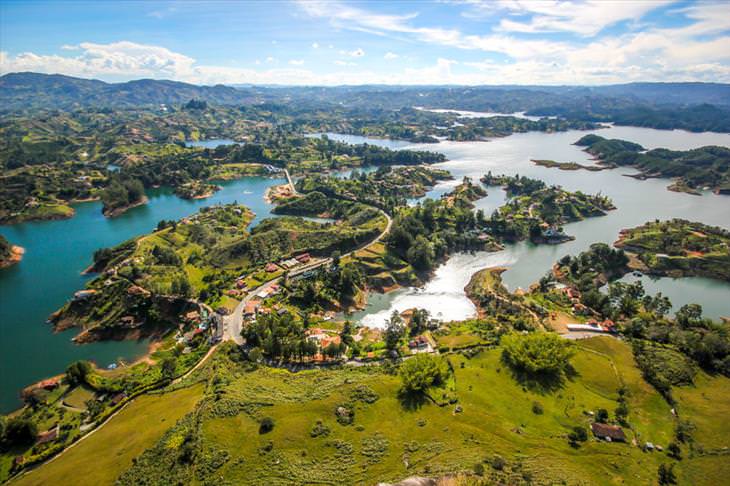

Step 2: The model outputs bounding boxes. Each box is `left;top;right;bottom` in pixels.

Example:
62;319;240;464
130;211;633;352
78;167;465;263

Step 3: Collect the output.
615;219;730;281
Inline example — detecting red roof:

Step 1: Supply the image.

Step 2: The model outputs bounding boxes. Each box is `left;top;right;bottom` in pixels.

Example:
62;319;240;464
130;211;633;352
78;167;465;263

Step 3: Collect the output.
591;423;626;441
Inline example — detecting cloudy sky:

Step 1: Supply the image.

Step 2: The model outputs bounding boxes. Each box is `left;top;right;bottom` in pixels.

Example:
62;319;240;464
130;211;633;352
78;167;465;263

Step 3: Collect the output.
1;0;729;85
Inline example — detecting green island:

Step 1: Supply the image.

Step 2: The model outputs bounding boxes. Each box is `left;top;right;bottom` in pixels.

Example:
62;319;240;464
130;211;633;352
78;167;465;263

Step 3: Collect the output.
574;134;730;195
531;158;608;172
615;219;730;281
480;172;615;243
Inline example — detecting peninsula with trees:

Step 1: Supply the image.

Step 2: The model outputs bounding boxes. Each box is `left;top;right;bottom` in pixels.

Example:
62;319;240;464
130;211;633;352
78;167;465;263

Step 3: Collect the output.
615;219;730;281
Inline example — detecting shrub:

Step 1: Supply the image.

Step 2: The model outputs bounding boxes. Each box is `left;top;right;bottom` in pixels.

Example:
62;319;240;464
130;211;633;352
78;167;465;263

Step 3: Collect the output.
568;425;588;446
473;462;485;476
310;420;330;438
399;354;449;394
491;455;506;470
532;401;544;415
259;417;275;434
501;332;574;375
658;463;677;485
595;408;609;423
5;418;37;446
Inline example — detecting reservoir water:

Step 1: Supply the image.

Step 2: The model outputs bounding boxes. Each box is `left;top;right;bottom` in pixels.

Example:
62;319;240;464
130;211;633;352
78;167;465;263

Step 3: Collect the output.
0;174;283;412
2;127;730;410
323;127;730;326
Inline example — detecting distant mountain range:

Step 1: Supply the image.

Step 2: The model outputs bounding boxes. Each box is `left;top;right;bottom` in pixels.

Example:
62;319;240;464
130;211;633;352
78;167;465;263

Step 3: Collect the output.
0;72;260;110
2;72;730;112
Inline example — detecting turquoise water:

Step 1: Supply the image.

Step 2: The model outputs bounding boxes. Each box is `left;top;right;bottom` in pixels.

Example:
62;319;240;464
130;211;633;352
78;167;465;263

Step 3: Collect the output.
187;139;239;148
3;129;730;411
0;175;283;412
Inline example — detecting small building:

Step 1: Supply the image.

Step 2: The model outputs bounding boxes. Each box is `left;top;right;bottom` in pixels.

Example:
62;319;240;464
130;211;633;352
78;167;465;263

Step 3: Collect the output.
110;392;127;406
243;300;260;319
591;422;626;442
38;378;60;390
408;335;429;349
36;427;58;445
73;289;97;300
265;263;279;273
184;311;200;323
295;253;311;263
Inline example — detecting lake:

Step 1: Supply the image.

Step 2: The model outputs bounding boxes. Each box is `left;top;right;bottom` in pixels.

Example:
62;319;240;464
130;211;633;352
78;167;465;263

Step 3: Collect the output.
2;128;730;410
0;173;283;412
325;127;730;326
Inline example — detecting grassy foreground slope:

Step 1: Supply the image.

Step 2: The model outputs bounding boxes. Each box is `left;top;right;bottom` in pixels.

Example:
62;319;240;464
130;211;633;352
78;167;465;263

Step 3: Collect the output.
14;337;729;485
12;383;204;486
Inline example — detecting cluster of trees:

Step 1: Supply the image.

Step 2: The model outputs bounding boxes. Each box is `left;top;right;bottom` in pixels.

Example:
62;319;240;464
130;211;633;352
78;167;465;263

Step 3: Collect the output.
387;196;490;272
501;332;575;376
100;176;145;214
399;354;449;394
297;166;451;212
241;312;345;362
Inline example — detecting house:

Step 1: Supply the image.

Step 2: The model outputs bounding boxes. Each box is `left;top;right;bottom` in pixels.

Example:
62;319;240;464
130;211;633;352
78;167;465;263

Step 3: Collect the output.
265;263;279;273
38;378;60;390
119;315;137;328
320;335;342;349
110;392;127;406
243;300;259;319
36;427;58;445
295;253;311;263
73;289;97;300
591;423;626;442
408;335;429;349
566;322;605;333
235;279;248;290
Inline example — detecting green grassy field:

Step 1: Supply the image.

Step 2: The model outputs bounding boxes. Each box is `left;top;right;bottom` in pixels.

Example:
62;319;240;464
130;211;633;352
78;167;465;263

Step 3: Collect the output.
15;337;730;485
12;384;204;486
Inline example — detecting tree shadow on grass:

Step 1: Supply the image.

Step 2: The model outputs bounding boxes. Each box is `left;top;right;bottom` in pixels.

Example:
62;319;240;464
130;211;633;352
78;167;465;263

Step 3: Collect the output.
504;359;579;395
398;389;429;411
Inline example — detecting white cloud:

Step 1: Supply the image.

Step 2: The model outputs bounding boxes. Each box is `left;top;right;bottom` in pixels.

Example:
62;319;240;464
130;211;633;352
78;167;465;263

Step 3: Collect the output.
265;56;277;63
289;59;305;65
334;60;356;66
312;42;320;49
463;0;673;37
384;52;399;60
1;41;196;79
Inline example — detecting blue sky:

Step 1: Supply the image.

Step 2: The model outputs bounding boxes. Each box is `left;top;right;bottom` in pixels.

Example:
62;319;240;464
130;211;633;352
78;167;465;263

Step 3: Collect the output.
1;0;729;85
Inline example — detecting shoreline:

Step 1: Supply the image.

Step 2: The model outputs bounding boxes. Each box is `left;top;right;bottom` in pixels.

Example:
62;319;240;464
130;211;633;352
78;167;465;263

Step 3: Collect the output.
102;196;149;218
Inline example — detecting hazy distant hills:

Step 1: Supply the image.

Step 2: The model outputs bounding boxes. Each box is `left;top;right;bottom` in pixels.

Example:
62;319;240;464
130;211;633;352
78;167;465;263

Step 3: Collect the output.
2;72;730;117
0;72;259;110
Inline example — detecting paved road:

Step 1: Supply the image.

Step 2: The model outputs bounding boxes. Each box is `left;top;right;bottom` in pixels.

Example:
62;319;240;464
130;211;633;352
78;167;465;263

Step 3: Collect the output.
223;209;392;344
284;169;298;196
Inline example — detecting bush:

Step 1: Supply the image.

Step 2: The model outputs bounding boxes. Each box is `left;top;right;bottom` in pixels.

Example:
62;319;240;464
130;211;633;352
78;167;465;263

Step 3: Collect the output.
259;417;275;434
491;455;506;471
399;354;449;394
5;418;37;446
501;332;574;375
532;401;544;415
473;462;485;476
658;463;677;485
568;425;588;446
65;360;92;386
595;408;609;423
